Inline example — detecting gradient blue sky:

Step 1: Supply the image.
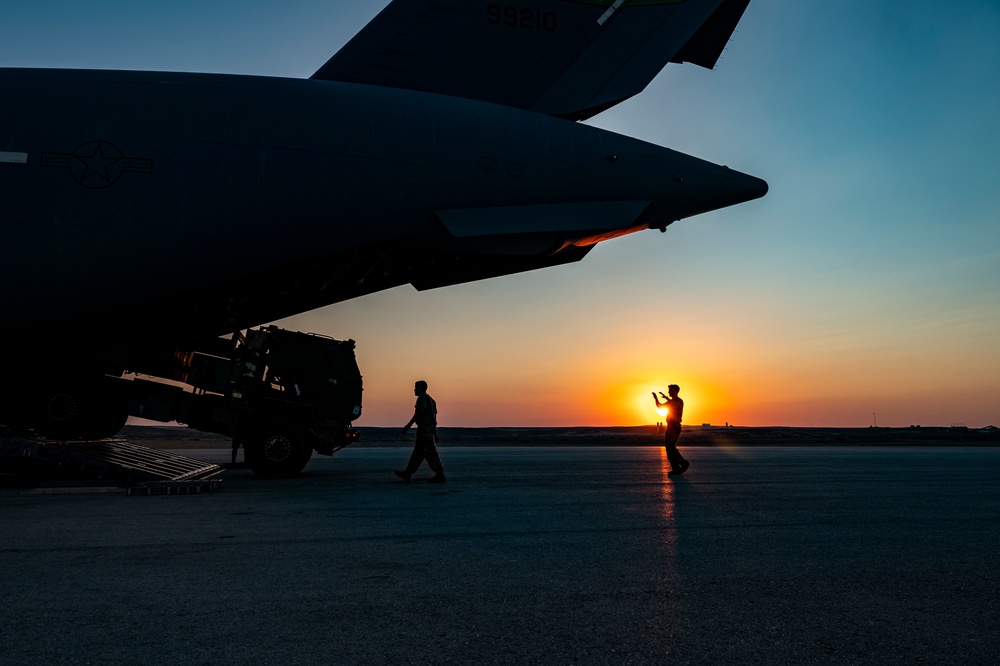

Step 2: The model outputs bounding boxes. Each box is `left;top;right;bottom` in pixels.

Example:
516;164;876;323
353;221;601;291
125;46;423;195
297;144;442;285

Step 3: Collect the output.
5;1;998;427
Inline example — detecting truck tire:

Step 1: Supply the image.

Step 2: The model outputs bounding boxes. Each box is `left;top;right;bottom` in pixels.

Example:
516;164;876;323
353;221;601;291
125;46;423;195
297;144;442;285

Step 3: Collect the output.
80;400;129;440
246;424;312;478
36;385;91;440
32;378;126;440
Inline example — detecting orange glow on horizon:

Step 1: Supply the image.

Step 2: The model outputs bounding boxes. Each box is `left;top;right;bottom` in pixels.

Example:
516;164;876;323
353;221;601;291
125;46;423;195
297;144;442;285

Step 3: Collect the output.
353;364;999;427
589;377;735;426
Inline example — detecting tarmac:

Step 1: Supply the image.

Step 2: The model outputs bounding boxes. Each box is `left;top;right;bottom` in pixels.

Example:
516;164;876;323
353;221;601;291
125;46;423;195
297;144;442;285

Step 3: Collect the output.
2;445;998;665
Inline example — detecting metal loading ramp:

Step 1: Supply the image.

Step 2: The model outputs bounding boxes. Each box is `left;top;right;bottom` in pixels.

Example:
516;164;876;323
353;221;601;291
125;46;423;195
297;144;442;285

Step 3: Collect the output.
1;437;223;493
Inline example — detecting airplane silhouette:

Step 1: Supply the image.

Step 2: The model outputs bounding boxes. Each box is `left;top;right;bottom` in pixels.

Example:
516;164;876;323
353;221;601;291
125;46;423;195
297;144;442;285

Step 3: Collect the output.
0;0;765;446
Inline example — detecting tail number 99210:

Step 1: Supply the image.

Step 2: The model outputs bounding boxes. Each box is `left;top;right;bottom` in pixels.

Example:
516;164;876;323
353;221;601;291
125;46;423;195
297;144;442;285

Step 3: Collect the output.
486;5;558;32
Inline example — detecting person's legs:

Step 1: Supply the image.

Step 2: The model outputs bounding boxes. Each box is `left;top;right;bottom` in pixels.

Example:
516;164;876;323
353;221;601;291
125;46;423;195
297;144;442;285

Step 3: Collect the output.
397;432;446;482
395;440;425;482
405;442;427;473
420;431;446;482
664;424;688;474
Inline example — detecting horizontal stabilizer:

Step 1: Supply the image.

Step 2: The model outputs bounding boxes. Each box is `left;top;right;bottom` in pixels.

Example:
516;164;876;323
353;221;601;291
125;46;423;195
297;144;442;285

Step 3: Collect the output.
671;0;751;68
313;0;752;120
435;201;650;237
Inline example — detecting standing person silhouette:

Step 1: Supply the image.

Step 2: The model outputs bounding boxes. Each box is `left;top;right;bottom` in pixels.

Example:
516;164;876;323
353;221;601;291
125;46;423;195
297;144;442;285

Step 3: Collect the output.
395;380;447;483
653;384;689;475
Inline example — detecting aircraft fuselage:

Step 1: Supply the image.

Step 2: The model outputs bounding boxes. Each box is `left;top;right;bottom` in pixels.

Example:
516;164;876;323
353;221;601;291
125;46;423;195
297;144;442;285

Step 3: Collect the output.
0;68;765;342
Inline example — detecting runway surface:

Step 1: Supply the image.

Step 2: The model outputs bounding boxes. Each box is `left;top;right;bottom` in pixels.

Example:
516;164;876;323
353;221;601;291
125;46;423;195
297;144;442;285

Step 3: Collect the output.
2;446;998;665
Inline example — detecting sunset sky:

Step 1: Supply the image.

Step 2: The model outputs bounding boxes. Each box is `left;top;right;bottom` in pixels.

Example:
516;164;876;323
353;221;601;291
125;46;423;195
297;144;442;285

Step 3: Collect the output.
5;1;998;427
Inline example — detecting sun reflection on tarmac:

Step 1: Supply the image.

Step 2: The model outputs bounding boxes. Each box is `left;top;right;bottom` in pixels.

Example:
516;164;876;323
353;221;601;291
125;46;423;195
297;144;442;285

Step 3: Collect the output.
658;447;677;549
654;445;682;612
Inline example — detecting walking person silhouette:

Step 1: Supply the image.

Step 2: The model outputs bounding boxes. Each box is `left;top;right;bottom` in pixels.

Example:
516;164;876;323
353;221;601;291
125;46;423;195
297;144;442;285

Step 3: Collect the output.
395;380;446;483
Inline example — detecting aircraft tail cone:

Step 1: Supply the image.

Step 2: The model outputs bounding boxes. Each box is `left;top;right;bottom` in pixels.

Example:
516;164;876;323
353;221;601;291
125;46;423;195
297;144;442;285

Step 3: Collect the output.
724;167;768;206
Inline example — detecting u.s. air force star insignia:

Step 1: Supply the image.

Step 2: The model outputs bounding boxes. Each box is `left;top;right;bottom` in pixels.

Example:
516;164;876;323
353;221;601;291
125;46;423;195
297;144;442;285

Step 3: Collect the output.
41;141;153;189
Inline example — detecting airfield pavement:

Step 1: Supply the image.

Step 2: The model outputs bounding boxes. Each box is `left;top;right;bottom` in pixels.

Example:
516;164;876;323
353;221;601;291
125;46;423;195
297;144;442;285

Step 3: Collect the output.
1;442;998;665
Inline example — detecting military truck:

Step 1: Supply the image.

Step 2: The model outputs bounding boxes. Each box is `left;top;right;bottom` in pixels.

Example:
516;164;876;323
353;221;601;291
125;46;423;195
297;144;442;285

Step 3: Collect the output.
6;326;363;478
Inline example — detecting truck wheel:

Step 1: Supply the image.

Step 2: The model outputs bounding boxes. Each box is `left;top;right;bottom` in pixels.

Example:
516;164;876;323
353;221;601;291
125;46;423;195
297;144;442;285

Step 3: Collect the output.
79;400;129;440
36;386;91;440
246;425;312;478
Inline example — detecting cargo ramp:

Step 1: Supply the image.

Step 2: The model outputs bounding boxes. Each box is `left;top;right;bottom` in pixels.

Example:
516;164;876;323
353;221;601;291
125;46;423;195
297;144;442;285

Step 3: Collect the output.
0;436;223;495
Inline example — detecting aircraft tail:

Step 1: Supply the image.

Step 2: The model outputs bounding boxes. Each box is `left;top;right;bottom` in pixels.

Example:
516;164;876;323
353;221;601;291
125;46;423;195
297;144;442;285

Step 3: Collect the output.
311;0;752;120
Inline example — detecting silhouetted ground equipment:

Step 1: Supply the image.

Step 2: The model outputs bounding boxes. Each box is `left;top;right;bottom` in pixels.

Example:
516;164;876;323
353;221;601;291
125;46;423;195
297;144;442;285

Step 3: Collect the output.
122;326;364;478
3;325;364;478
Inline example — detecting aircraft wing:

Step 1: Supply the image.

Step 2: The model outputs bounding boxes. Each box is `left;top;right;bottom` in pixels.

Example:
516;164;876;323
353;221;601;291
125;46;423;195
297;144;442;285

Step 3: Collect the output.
312;0;752;120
